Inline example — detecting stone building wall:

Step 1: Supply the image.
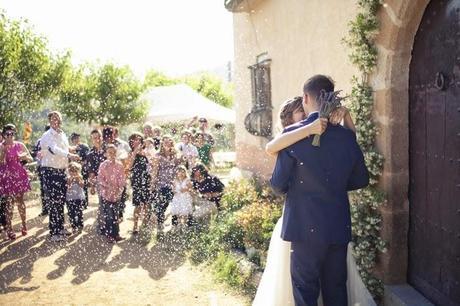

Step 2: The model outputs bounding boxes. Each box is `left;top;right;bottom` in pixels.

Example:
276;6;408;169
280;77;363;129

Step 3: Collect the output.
232;0;359;178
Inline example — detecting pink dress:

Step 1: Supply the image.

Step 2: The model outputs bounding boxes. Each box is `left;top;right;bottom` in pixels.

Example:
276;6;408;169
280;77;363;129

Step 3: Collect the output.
0;142;31;196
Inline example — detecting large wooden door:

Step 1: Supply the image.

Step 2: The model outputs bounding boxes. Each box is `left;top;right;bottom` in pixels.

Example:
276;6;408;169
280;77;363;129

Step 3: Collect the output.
409;1;460;305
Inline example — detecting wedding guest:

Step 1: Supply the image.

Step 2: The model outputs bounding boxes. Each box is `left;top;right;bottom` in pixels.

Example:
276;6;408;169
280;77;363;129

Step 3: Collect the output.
143;122;154;138
191;164;224;211
194;132;214;168
144;138;157;160
147;125;162;150
70;132;90;209
187;116;214;146
151;135;180;233
40;111;80;241
66;162;85;234
97;144;126;243
114;127;131;158
32;124;51;216
0;124;33;239
87;129;106;195
169;166;193;229
126;132;151;235
102;126;128;219
176;130;198;169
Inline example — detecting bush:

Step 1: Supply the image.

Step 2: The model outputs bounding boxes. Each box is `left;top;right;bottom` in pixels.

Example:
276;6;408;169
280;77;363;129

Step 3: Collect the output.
189;212;244;264
236;201;282;253
213;252;247;287
212;251;257;294
221;179;260;212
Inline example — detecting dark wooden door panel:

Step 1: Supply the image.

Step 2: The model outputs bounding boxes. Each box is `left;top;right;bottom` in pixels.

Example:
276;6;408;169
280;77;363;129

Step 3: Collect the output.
409;1;460;305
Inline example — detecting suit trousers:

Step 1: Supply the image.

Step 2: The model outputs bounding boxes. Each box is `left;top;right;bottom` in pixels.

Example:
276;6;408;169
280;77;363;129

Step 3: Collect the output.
42;167;67;236
290;238;348;306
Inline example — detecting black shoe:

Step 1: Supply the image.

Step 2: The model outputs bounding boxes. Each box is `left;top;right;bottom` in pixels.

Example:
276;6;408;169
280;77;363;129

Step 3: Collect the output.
60;229;72;236
114;236;125;242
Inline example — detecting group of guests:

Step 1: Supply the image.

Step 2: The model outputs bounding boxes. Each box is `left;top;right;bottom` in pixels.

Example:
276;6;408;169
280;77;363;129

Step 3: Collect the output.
0;111;224;243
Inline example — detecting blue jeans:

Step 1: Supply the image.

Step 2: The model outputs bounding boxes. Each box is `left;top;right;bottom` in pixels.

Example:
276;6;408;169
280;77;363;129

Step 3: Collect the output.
67;199;84;229
101;198;120;238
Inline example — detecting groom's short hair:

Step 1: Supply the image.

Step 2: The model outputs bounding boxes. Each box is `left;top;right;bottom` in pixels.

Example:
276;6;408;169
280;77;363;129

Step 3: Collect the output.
303;75;335;101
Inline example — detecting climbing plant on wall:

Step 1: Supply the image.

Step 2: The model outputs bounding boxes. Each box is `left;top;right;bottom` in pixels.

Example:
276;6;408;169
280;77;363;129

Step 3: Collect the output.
343;0;387;298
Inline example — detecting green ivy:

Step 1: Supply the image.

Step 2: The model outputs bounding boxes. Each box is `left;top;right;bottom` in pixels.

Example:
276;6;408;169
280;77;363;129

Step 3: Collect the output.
344;0;387;298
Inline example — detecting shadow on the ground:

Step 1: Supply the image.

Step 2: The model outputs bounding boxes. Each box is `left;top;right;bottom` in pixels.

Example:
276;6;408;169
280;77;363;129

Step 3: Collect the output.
0;197;191;292
103;229;189;280
46;223;189;285
0;206;98;293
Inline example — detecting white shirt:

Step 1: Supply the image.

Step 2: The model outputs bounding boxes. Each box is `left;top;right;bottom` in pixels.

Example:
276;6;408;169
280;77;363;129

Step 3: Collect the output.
115;138;130;160
40;128;70;169
177;142;198;158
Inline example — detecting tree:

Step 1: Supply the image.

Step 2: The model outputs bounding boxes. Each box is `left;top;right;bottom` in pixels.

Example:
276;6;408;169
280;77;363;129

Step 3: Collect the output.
0;12;70;128
58;63;147;126
143;69;178;89
183;73;233;108
143;69;234;109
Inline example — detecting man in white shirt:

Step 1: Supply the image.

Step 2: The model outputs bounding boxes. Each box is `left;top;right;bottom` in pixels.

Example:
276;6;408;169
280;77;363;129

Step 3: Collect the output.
40;111;80;241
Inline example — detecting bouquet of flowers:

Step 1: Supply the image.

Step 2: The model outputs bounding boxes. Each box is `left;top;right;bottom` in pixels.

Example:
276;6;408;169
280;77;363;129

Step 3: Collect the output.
312;90;345;147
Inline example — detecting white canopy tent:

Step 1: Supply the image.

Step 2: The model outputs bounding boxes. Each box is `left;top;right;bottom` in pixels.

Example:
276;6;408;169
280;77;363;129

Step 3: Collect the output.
143;84;235;124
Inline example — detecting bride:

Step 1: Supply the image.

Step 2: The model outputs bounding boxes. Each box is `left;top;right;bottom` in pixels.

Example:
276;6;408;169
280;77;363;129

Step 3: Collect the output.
252;96;361;306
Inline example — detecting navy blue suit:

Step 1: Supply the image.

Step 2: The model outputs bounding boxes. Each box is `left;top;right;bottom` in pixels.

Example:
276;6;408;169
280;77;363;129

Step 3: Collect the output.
270;112;369;306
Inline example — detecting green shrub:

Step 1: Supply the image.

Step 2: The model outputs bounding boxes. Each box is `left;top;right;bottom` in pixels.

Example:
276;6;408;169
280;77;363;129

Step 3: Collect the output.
213;252;246;287
236;201;282;254
221;179;260;212
189;212;245;264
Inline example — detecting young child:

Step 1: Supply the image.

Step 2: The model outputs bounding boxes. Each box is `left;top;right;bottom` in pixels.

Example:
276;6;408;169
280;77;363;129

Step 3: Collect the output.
97;144;126;243
176;130;198;169
169;166;193;229
144;137;157;160
66;162;85;234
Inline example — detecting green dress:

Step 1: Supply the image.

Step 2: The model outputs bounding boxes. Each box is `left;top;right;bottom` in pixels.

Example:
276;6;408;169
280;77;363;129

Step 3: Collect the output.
197;143;212;166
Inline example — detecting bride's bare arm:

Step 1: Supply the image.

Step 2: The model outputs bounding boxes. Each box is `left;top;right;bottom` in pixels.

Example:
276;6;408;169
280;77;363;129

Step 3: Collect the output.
265;118;327;156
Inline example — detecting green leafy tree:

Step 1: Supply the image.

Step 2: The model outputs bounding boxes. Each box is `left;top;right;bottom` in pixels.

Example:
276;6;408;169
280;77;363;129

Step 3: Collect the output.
143;69;178;89
0;12;70;127
58;63;147;126
183;73;233;108
143;70;233;109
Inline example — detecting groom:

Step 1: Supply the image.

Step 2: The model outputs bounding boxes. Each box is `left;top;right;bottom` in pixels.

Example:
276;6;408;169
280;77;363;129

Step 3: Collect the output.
271;75;369;306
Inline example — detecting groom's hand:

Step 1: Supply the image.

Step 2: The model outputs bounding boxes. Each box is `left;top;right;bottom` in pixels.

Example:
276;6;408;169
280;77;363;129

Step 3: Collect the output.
309;118;328;136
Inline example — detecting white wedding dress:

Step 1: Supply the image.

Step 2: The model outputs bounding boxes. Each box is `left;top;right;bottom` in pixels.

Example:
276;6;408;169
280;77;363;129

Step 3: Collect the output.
253;214;376;306
253;214;295;305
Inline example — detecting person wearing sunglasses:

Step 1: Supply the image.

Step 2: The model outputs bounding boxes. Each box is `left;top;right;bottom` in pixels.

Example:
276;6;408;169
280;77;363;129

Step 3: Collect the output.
0;124;33;240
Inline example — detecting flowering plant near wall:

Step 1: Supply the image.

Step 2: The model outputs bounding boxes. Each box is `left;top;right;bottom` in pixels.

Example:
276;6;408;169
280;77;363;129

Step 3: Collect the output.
343;0;387;298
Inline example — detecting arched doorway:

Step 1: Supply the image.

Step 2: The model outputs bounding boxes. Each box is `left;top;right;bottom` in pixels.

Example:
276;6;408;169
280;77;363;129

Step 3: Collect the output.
409;0;460;305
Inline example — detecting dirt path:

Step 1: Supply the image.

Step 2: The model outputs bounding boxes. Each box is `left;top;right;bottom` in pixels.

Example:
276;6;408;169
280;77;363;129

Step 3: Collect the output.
0;193;250;306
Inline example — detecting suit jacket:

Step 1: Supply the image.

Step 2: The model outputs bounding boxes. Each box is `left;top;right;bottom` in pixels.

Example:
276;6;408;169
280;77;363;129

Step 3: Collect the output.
270;112;369;243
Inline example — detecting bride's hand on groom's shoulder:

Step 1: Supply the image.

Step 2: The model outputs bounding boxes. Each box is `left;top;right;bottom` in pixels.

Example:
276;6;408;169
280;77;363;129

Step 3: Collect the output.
308;118;328;136
330;106;349;125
